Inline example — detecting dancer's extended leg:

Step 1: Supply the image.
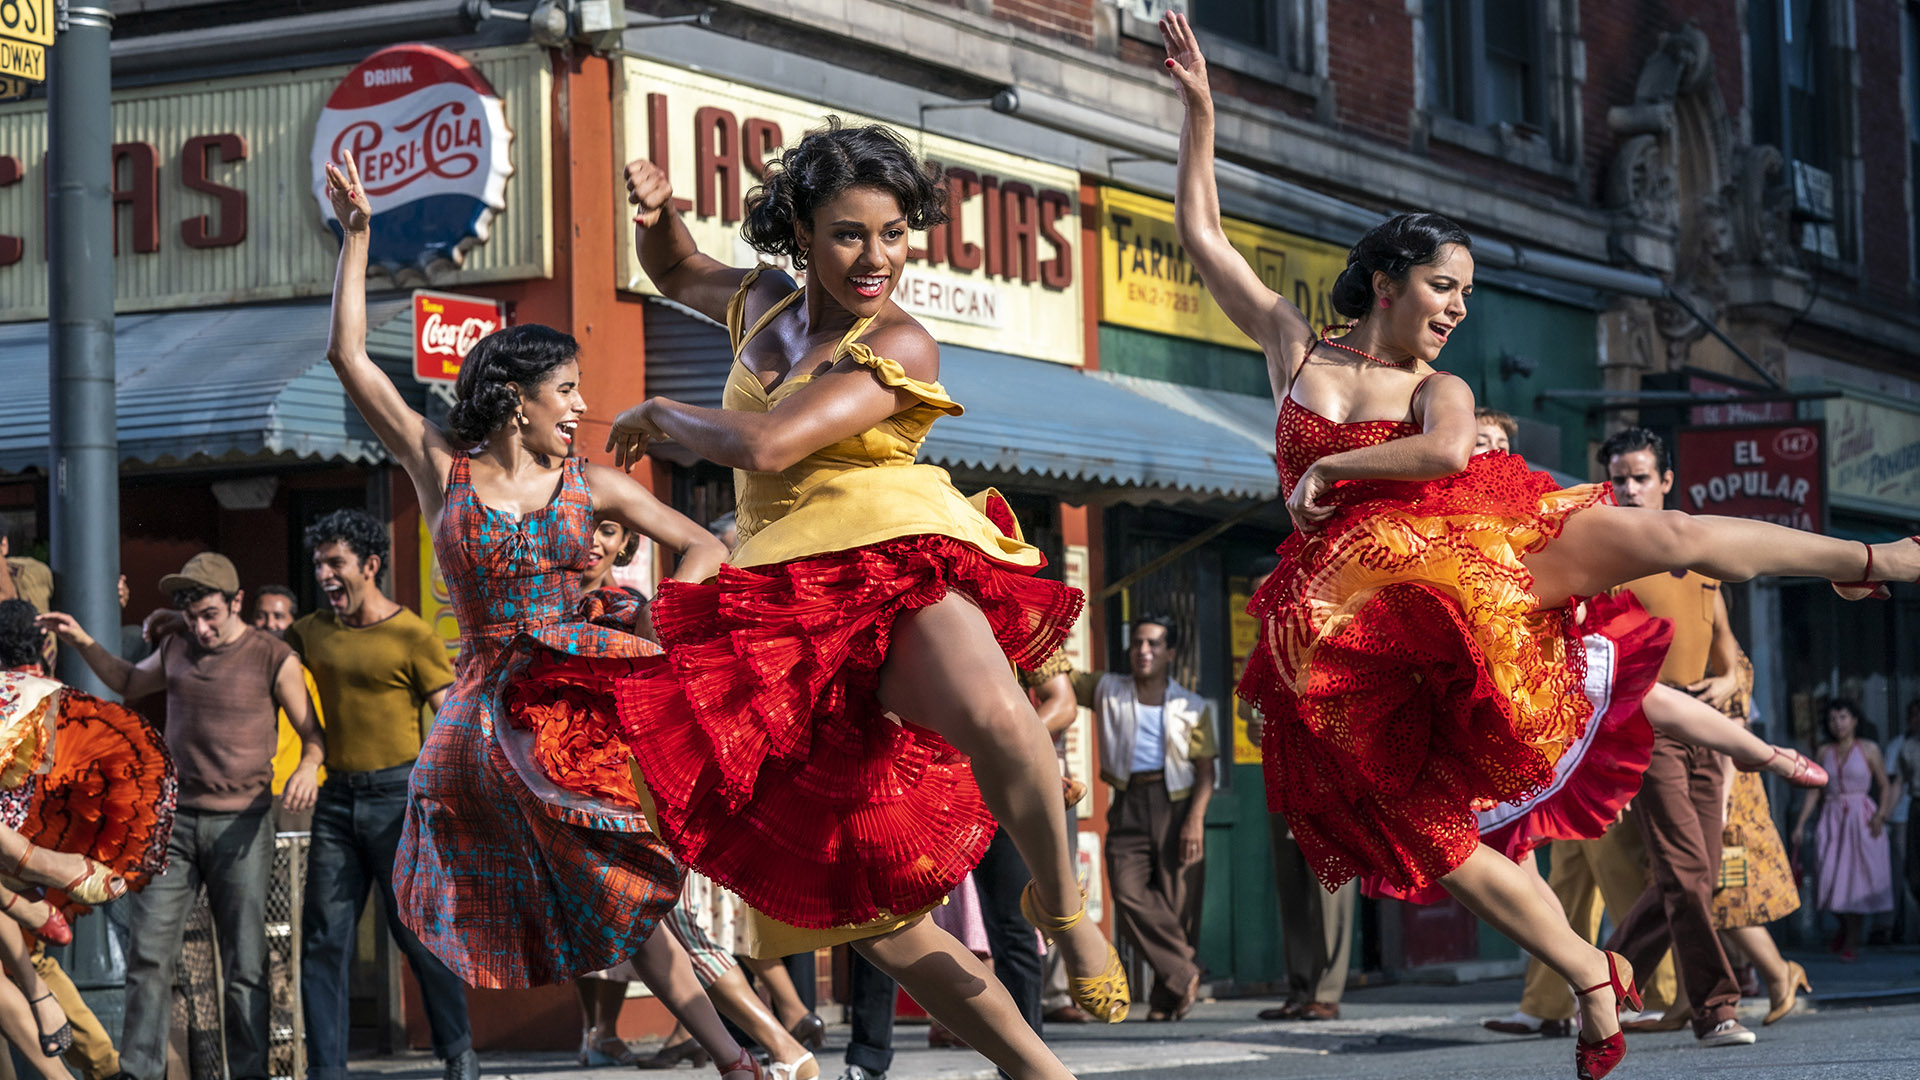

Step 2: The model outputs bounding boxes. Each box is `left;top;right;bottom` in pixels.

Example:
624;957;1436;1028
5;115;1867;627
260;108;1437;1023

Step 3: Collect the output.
853;917;1073;1080
878;594;1117;1006
628;930;750;1077
1442;846;1624;1045
1524;506;1920;609
1641;684;1810;779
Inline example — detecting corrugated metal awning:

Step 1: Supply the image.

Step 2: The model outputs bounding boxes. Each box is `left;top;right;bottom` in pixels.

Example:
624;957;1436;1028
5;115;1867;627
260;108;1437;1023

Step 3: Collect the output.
0;299;422;474
919;346;1277;501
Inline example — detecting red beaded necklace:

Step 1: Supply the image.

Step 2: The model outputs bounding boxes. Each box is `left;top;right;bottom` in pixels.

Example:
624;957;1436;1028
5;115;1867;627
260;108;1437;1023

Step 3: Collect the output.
1318;324;1415;368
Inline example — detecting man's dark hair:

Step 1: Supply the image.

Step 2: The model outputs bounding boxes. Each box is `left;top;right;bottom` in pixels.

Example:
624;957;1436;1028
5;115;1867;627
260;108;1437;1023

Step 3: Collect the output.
0;599;45;669
172;584;236;610
255;584;297;611
304;509;391;586
1132;612;1181;650
1596;427;1671;474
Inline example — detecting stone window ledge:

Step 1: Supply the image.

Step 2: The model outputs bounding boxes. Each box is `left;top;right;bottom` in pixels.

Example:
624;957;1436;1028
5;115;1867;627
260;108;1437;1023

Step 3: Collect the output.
1422;111;1579;183
1118;11;1326;102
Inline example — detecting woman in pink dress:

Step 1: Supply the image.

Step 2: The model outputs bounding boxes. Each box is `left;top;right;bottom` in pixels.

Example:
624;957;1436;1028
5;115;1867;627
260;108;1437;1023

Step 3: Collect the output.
1793;698;1895;961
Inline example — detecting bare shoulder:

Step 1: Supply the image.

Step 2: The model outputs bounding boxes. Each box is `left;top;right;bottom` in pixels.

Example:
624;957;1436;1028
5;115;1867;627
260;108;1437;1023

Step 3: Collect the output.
860;317;941;383
583;461;654;503
739;267;801;329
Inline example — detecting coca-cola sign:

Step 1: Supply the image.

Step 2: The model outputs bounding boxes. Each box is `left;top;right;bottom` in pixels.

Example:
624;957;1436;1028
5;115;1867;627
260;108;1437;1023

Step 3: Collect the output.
413;290;505;384
311;44;513;275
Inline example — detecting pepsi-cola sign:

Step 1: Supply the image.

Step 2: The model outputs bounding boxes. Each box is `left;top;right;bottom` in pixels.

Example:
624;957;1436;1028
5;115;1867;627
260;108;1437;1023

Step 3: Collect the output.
312;44;513;273
413;290;505;384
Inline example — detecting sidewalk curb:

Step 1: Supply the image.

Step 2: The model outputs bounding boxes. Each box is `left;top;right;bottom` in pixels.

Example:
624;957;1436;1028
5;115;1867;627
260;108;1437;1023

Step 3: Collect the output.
1804;986;1920;1010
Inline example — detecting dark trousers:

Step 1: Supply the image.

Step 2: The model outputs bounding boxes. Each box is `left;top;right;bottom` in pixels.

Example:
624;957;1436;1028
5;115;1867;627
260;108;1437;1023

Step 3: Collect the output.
843;828;1042;1079
302;764;472;1079
1105;778;1202;1011
1607;733;1740;1037
1270;812;1354;1005
121;806;275;1080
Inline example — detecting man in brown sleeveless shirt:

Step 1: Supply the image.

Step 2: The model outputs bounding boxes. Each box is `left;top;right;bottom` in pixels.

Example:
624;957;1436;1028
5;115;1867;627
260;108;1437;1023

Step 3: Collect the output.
1595;429;1757;1049
43;553;323;1080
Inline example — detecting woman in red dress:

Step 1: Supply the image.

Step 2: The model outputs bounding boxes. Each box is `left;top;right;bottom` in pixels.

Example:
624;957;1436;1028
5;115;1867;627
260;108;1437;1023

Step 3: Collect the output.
1161;13;1916;1079
524;121;1122;1080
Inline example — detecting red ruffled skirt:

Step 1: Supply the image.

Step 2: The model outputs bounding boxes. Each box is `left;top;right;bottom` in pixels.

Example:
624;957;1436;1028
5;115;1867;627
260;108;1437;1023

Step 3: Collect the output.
1241;452;1623;899
12;689;175;917
511;535;1082;930
1371;591;1668;903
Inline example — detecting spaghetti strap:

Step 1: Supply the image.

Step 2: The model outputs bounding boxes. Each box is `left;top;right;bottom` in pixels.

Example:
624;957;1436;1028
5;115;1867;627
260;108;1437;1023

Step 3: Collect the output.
728;269;804;355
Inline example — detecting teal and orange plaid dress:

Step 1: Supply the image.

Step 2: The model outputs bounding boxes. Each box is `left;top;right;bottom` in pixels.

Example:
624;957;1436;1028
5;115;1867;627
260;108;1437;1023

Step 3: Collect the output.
395;452;681;989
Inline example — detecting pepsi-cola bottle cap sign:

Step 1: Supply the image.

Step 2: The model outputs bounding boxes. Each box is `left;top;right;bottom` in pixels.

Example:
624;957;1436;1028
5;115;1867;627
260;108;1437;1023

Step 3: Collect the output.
311;44;515;276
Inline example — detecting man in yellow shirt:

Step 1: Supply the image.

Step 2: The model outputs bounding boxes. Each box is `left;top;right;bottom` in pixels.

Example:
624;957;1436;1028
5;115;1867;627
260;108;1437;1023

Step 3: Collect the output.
285;511;468;1080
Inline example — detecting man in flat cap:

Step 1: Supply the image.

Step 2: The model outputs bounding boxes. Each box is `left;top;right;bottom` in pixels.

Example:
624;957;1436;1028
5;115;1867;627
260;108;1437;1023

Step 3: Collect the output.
43;552;323;1080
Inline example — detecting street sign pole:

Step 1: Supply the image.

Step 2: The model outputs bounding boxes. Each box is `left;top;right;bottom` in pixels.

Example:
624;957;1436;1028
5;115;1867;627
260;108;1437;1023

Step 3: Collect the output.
47;2;124;1023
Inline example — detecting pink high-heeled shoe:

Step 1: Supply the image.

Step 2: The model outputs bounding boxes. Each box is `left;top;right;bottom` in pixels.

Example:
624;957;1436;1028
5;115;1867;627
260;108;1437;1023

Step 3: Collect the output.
1737;746;1828;788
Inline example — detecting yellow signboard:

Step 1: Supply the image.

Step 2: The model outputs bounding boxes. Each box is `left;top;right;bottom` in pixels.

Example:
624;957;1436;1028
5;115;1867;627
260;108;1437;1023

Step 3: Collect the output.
1827;395;1920;517
1098;186;1350;351
418;518;462;664
0;0;54;47
0;76;28;102
1228;579;1263;766
0;40;43;83
617;57;1086;366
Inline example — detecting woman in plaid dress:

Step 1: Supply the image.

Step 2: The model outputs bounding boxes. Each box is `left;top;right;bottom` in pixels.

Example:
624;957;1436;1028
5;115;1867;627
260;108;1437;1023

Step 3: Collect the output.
321;155;769;1080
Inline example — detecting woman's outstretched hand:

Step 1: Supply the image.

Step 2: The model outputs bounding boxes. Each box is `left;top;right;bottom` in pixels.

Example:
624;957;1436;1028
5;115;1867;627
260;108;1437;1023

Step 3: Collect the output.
607;400;666;473
323;151;373;235
1286;465;1336;534
625;159;674;228
1160;11;1213;113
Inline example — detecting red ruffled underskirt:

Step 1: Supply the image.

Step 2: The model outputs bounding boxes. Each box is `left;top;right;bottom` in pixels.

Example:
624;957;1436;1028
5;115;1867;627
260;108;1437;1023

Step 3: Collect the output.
509;535;1082;930
1367;591;1668;903
1241;452;1620;899
25;690;176;916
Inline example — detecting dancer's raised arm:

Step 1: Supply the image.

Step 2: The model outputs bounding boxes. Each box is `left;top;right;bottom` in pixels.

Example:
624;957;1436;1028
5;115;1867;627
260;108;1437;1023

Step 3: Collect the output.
626;160;754;323
1161;12;1313;393
322;152;455;516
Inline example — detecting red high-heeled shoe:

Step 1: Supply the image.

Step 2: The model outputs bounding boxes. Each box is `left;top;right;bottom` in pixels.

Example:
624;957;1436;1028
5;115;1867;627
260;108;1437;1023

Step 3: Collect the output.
715;1048;764;1080
1574;951;1640;1080
1833;537;1920;601
1736;746;1828;788
0;890;70;946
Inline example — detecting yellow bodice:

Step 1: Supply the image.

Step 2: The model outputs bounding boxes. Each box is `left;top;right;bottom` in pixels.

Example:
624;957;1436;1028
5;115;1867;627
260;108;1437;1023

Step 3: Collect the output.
722;268;1043;571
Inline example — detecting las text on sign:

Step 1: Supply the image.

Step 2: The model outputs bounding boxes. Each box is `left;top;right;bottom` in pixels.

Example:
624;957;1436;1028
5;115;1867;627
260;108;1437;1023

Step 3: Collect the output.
414;290;505;384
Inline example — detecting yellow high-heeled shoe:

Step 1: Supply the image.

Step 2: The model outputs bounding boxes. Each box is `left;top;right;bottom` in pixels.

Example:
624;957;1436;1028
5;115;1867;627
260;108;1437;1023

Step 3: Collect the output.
1020;881;1129;1023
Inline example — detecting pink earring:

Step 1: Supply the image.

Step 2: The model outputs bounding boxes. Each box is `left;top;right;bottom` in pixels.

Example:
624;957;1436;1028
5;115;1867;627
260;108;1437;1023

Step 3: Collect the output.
1378;297;1390;309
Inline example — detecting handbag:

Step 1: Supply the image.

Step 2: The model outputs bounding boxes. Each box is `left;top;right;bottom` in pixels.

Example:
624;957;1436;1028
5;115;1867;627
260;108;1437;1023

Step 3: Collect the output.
1718;822;1750;891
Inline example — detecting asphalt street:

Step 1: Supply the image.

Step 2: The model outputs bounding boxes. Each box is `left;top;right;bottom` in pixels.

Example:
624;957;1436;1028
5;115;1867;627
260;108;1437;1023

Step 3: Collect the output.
353;948;1920;1080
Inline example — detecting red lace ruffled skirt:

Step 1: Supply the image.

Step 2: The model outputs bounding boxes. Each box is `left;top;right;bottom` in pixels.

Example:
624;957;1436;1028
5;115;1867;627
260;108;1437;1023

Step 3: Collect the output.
1371;591;1668;903
510;535;1082;930
1240;452;1618;899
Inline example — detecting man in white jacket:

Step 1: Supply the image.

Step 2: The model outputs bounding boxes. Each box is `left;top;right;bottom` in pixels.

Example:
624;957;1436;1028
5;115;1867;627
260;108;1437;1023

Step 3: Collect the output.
1079;613;1216;1021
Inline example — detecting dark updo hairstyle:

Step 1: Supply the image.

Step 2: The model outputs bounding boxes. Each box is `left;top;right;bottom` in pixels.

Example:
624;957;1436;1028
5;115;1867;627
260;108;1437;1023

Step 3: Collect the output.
741;117;949;271
1330;212;1474;319
445;324;580;445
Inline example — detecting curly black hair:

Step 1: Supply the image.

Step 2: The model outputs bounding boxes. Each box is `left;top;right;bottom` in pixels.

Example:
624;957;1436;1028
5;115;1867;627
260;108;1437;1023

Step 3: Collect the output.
0;599;44;670
1596;427;1671;475
304;508;391;585
742;118;949;271
1330;212;1474;319
445;324;580;445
